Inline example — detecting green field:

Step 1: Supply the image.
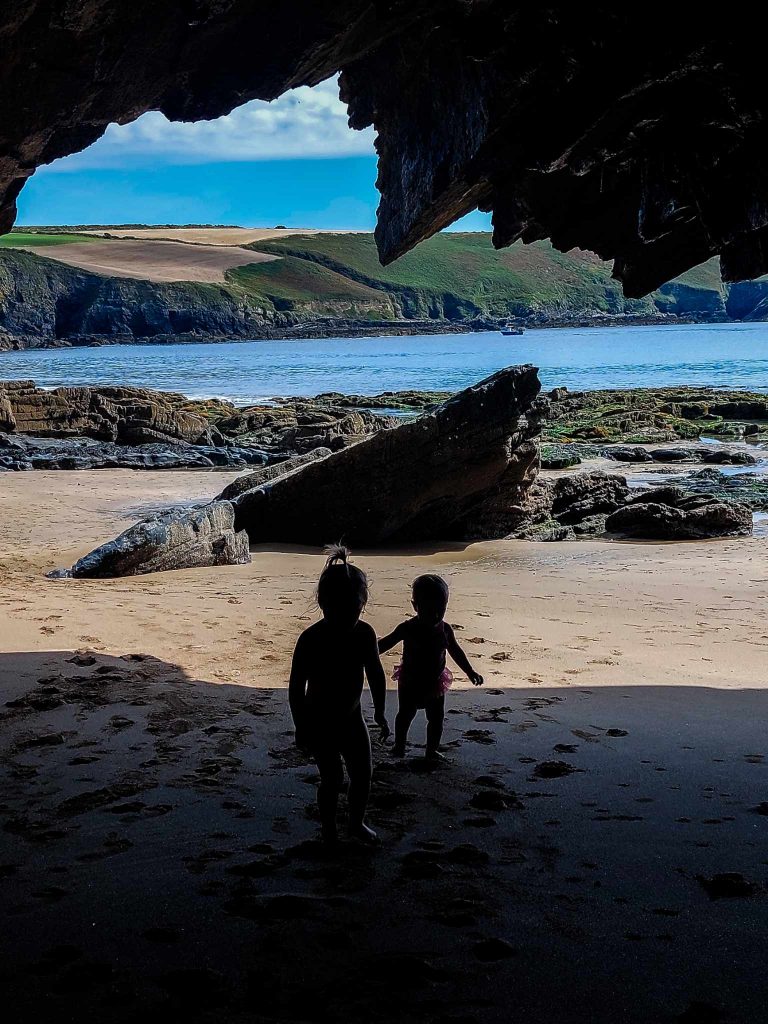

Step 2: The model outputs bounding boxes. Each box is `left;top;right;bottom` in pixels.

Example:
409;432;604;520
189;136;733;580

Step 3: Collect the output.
240;232;715;319
229;255;394;317
0;231;95;247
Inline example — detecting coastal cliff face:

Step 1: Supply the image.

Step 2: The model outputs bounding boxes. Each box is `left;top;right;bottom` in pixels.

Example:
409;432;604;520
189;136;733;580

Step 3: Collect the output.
0;250;283;349
5;237;768;348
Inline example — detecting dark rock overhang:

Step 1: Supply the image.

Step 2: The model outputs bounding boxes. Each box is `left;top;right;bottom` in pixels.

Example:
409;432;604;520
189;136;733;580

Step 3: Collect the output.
2;3;767;296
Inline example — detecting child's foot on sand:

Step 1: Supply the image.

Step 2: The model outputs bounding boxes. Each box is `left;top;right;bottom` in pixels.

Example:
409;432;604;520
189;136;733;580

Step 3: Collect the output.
425;749;447;763
348;822;379;844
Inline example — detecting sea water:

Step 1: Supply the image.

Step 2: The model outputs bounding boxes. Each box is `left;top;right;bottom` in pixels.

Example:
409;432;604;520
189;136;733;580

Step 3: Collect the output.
1;321;767;403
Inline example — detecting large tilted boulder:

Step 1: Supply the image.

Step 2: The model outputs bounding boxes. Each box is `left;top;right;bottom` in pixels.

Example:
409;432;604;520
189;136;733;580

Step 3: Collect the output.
605;487;753;540
219;448;332;501
232;366;543;545
69;502;250;578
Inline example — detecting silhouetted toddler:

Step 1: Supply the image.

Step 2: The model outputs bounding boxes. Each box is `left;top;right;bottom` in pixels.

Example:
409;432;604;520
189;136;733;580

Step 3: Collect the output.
289;546;390;843
379;574;483;761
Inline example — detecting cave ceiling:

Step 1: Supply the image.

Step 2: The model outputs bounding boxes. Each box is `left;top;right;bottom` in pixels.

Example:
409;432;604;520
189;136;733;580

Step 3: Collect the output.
1;2;766;295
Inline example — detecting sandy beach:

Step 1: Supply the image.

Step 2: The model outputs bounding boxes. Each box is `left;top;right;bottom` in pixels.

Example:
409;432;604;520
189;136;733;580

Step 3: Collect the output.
1;468;767;1022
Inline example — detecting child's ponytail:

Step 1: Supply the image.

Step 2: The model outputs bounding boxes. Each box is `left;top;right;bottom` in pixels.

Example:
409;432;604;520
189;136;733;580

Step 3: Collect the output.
323;543;351;570
317;543;368;617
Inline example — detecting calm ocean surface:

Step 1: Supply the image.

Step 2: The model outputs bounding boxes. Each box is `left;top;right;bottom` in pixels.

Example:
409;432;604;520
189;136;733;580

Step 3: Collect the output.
1;322;768;404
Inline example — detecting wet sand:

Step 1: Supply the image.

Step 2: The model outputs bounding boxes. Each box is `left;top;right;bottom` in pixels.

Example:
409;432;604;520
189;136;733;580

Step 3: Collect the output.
1;469;767;1022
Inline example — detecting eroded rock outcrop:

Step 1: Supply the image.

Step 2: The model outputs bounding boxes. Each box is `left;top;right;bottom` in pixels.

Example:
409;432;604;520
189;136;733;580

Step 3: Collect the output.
506;471;631;541
605;488;753;540
0;379;223;445
510;473;753;541
68;502;250;578
0;433;267;472
3;8;768;294
214;405;396;455
232;366;543;546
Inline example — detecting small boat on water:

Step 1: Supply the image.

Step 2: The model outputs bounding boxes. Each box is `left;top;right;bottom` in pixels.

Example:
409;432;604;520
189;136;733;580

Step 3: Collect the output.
500;322;524;336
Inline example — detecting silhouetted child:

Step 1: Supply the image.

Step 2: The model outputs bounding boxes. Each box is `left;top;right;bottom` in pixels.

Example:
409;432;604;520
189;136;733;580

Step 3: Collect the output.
379;574;483;761
289;546;390;843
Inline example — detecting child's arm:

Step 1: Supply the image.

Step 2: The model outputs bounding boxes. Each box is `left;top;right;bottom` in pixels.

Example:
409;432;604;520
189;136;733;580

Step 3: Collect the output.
364;626;390;740
288;635;311;747
378;622;405;654
445;624;484;686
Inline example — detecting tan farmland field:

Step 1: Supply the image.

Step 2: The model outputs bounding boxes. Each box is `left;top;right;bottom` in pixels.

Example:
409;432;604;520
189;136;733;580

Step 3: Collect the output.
17;237;279;282
81;226;324;245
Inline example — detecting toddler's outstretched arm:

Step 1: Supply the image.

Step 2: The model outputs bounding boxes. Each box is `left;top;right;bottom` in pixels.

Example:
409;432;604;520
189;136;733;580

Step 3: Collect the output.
378;622;405;654
446;624;484;686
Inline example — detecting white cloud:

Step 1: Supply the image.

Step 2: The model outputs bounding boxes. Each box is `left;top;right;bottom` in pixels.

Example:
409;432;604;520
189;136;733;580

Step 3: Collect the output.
43;77;375;172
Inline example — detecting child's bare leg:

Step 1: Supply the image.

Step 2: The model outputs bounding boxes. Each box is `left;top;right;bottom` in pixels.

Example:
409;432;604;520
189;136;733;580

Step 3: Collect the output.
342;714;375;841
425;695;446;760
314;747;344;842
394;700;417;756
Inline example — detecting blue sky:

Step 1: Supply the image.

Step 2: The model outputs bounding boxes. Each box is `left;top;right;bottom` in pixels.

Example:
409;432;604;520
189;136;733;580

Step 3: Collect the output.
17;78;491;231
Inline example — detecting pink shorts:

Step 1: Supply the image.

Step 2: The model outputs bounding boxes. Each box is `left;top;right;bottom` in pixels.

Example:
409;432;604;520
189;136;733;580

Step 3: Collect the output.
392;663;453;697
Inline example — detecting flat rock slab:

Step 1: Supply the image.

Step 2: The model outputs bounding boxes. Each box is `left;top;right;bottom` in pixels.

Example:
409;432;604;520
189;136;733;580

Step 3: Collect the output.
69;502;250;578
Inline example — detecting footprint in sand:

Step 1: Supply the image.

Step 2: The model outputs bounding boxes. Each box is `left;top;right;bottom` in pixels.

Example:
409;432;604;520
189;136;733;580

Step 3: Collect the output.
463;729;496;745
533;760;581;779
697;872;762;899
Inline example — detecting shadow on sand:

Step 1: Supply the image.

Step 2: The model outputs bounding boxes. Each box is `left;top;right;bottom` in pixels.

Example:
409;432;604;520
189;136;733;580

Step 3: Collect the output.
1;649;767;1023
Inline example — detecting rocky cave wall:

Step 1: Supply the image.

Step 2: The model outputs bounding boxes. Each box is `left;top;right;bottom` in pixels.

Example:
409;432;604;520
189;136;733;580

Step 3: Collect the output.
2;4;768;296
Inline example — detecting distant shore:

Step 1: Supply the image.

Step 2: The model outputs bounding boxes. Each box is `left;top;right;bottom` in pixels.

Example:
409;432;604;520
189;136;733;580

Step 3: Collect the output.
0;311;738;353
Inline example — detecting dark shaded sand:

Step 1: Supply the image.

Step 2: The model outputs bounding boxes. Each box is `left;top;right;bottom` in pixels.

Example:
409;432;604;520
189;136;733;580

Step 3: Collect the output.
2;653;768;1023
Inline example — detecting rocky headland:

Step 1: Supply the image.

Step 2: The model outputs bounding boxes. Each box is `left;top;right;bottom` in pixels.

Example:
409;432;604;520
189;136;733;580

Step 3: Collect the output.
5;232;768;350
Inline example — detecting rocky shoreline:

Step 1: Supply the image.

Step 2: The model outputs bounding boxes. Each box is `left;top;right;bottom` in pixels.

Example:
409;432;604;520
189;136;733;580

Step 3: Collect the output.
0;379;397;471
0;312;743;353
2;376;766;575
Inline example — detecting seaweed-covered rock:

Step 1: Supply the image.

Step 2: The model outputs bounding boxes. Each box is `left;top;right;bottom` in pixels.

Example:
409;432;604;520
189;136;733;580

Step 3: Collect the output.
540;444;582;469
545;388;768;445
605;490;752;539
507;471;629;539
69;502;250;578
